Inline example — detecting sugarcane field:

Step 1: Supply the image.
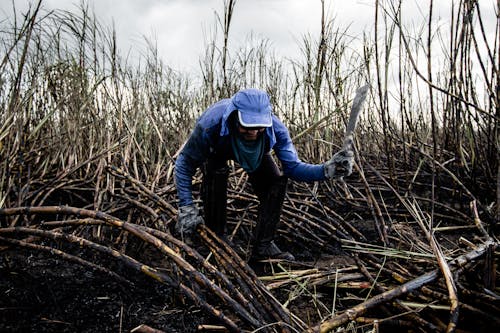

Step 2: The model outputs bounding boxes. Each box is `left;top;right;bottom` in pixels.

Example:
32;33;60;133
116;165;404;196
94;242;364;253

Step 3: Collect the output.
0;1;499;332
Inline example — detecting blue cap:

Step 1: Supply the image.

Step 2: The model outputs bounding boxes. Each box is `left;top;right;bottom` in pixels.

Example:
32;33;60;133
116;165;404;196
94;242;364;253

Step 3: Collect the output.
231;89;272;127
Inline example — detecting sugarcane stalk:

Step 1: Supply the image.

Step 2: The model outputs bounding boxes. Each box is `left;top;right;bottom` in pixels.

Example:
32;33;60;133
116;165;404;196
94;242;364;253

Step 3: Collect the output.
354;254;441;332
0;205;262;330
138;225;265;323
308;240;497;333
0;234;132;285
199;225;302;331
107;165;177;216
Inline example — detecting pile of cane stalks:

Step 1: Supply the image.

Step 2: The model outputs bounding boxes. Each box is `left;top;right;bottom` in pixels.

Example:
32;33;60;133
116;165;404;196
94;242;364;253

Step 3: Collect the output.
0;158;498;333
1;1;498;331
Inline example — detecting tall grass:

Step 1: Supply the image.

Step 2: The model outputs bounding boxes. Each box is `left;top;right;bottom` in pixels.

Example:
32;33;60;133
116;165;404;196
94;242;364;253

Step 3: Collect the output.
0;0;497;225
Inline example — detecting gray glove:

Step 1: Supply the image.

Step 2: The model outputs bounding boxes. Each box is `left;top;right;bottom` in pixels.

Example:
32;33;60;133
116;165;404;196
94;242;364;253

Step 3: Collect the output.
176;204;204;235
324;149;354;179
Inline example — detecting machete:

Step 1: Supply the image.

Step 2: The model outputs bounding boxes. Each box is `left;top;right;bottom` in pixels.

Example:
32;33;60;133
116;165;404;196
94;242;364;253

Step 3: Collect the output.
332;84;369;176
341;84;369;151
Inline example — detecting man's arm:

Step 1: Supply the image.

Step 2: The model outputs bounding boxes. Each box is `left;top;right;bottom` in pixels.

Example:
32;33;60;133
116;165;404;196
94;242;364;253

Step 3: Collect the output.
272;118;326;182
174;124;212;206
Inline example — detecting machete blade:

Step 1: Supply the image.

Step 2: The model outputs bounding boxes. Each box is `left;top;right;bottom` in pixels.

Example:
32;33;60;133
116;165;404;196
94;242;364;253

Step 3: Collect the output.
342;84;369;150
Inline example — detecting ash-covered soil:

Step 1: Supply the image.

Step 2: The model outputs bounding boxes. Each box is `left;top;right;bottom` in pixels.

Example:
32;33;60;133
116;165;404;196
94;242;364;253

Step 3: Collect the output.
0;250;205;333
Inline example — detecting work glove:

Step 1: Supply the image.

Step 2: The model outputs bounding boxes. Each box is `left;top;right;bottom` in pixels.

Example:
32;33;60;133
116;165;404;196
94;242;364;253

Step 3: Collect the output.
324;149;354;179
176;204;204;236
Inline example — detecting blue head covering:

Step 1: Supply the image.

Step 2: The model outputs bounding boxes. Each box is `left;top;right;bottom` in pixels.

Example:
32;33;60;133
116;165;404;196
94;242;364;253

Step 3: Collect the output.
221;89;273;136
232;88;273;127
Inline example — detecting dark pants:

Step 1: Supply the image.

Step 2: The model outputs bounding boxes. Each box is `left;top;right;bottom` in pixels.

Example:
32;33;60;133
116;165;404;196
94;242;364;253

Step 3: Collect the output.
201;152;288;242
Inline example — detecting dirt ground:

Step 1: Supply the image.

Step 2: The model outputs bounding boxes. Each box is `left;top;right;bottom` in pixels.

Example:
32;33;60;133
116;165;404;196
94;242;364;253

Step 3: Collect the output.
0;242;357;332
0;208;497;333
0;249;205;333
2;241;499;332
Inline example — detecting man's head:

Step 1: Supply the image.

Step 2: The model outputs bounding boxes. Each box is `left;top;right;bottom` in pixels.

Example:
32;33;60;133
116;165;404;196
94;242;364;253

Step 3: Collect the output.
231;88;272;141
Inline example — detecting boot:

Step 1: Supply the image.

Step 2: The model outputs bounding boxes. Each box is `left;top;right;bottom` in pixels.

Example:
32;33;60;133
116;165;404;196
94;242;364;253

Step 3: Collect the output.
202;164;229;236
251;176;295;261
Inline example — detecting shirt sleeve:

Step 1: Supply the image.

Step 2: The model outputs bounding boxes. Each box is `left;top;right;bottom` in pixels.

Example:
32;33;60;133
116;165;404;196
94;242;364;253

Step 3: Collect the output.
174;124;212;207
272;119;326;182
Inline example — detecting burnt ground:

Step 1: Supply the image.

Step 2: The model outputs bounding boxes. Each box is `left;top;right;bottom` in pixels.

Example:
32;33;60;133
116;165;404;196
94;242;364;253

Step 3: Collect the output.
0;179;498;332
0;249;205;333
1;233;499;332
0;239;354;332
0;223;364;332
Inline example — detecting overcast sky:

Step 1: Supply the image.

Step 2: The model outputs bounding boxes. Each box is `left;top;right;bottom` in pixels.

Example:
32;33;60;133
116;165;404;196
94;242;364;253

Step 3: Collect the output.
1;1;497;74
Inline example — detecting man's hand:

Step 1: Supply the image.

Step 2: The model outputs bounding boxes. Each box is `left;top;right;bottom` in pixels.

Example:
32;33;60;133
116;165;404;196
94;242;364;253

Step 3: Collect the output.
176;205;204;236
324;149;354;179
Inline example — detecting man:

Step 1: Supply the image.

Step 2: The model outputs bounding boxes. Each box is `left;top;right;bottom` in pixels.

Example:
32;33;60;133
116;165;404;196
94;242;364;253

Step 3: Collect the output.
174;88;353;261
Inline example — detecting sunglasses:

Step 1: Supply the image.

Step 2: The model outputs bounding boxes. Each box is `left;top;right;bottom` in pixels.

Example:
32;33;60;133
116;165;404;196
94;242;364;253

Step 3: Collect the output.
238;123;266;132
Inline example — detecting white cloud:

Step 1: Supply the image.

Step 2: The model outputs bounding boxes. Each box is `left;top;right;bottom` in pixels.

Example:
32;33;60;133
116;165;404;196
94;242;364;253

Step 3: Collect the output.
1;0;497;74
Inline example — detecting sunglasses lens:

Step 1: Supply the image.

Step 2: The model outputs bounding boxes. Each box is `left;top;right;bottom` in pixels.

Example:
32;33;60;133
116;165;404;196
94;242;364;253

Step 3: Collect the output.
239;124;265;131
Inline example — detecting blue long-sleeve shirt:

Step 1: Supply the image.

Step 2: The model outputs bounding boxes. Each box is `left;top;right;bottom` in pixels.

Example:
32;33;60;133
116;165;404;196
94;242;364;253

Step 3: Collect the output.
175;96;326;207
